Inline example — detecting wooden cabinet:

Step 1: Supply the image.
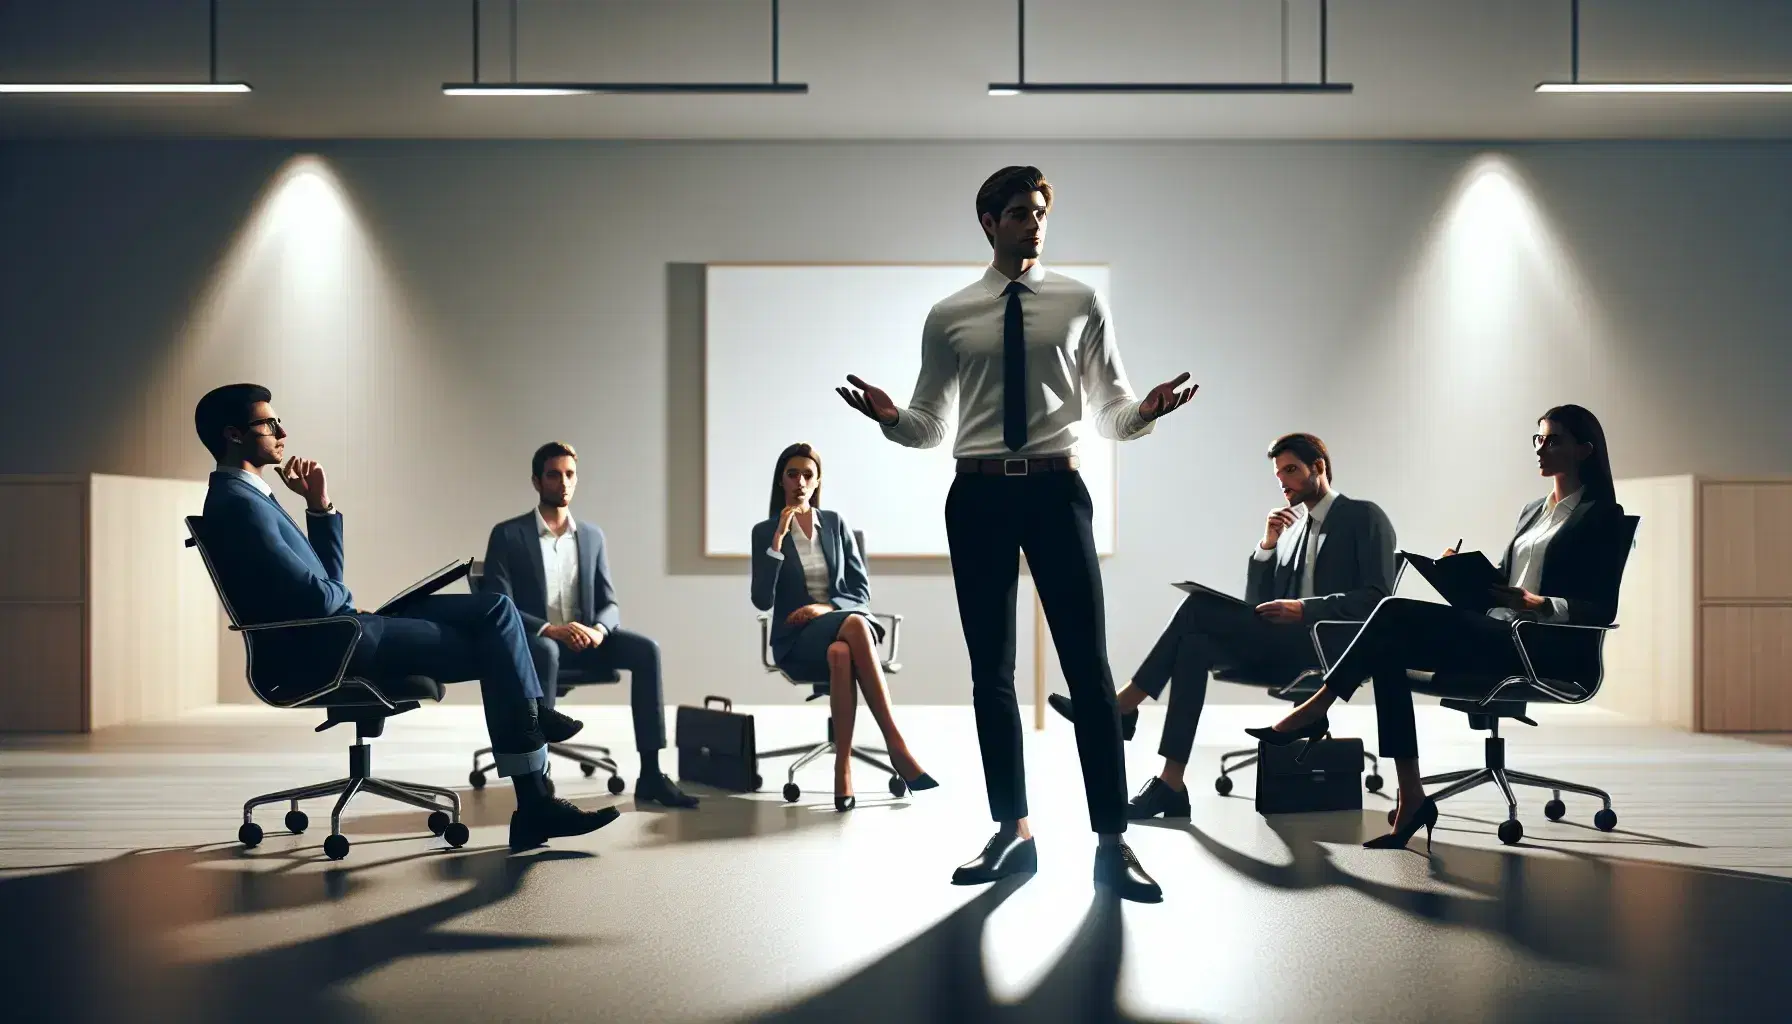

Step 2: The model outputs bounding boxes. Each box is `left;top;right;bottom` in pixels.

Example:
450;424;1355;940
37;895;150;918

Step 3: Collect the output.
0;475;217;732
1606;476;1792;732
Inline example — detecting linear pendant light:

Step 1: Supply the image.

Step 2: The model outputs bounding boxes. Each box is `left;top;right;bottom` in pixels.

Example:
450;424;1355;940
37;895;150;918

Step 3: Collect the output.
0;0;250;95
443;0;807;95
1536;0;1792;94
988;0;1352;96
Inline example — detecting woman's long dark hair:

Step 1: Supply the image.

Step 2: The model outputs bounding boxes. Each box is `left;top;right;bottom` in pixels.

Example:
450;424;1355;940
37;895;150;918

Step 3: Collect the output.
767;442;823;520
1540;404;1615;503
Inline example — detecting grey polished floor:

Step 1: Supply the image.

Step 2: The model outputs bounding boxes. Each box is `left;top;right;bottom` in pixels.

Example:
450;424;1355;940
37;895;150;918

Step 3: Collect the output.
2;703;1789;1023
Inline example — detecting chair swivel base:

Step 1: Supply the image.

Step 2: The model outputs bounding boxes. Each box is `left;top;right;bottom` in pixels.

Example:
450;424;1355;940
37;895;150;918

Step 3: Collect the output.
760;734;906;802
470;742;626;795
1214;745;1383;796
238;740;467;860
1416;733;1617;845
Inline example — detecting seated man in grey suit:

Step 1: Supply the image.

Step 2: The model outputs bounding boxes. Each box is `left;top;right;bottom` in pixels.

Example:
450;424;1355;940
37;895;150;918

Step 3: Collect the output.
482;442;697;808
1051;432;1396;818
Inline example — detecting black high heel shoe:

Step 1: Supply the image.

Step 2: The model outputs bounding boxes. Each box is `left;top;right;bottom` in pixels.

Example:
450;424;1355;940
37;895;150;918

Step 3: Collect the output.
1243;716;1330;761
904;772;940;792
1364;796;1438;851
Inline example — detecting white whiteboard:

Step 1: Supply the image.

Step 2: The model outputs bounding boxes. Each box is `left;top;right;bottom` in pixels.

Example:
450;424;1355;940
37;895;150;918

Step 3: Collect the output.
704;264;1116;557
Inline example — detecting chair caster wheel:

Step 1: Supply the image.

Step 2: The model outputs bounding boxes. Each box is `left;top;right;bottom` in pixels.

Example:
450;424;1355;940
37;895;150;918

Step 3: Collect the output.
284;810;309;834
581;763;597;778
1594;808;1618;832
427;811;450;836
323;834;350;860
889;776;907;798
238;821;264;848
1544;799;1566;822
1214;775;1233;796
782;782;801;803
443;822;470;848
1365;774;1384;793
469;770;486;789
752;774;763;791
1498;819;1524;845
607;775;626;795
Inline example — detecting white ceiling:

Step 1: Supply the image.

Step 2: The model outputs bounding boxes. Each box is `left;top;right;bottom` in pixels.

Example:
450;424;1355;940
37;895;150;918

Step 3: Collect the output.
2;0;1791;140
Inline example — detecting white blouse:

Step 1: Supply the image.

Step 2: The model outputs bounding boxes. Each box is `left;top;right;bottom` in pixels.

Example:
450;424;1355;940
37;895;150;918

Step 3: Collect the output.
1489;489;1581;624
787;515;832;606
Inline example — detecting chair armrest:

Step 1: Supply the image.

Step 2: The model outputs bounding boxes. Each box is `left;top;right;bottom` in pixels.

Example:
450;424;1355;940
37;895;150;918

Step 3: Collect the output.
1498;619;1618;704
1307;619;1364;673
756;612;779;672
229;615;365;709
869;611;903;672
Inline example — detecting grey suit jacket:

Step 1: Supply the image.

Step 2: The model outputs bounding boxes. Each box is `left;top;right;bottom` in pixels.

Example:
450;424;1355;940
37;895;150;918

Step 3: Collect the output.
750;508;870;659
1245;493;1397;622
481;511;621;635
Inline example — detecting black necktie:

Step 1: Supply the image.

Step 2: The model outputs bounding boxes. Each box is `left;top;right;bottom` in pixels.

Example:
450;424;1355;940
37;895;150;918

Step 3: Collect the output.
1283;519;1311;599
1003;281;1027;452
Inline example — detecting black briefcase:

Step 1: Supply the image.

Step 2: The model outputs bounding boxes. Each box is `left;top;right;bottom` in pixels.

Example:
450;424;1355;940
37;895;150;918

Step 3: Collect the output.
1254;736;1365;814
676;696;760;792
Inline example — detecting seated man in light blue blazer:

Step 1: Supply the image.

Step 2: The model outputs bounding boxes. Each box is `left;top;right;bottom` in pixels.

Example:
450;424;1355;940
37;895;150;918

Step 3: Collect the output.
482;442;696;808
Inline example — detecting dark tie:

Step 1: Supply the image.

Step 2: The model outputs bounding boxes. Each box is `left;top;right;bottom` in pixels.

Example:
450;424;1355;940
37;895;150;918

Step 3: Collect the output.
1003;281;1027;452
1282;519;1311;599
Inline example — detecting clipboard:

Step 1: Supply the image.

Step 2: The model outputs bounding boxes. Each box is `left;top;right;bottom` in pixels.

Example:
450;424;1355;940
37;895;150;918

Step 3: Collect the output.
1398;550;1502;613
375;557;474;616
1172;580;1249;608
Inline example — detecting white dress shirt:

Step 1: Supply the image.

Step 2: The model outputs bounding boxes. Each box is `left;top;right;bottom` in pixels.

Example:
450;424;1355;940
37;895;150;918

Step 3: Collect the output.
787;516;832;605
1252;489;1338;600
1489;489;1580;624
882;263;1154;459
222;465;332;519
536;509;582;632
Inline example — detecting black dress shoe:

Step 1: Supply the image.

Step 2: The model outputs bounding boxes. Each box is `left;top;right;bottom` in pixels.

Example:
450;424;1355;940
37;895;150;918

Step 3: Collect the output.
1094;841;1163;903
1125;778;1191;820
951;833;1038;885
509;799;620;852
635;772;700;809
1047;693;1138;741
538;707;585;744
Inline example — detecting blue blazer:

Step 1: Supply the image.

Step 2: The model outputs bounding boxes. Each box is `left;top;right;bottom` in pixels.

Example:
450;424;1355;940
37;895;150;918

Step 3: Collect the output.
750;508;870;660
201;470;355;624
481;511;622;635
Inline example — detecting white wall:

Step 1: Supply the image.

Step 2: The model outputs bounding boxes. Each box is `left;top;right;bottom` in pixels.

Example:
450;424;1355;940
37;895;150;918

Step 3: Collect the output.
2;140;1789;707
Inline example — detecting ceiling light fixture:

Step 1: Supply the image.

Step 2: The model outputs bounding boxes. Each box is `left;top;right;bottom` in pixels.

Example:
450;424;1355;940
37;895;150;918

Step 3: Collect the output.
1536;0;1792;94
0;0;251;95
443;0;808;96
987;0;1352;96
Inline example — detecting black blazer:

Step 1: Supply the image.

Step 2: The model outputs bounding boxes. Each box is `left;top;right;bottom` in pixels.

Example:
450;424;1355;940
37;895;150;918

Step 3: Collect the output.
750;508;870;660
1496;494;1630;627
1245;493;1398;622
481;511;622;635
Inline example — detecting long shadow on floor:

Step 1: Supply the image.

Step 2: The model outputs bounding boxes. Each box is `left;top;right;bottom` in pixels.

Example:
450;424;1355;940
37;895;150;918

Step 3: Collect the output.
1147;810;1792;1022
0;842;594;1024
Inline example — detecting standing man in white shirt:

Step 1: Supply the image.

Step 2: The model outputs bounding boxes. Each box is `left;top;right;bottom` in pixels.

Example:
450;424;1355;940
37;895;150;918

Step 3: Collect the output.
838;166;1195;902
481;442;698;809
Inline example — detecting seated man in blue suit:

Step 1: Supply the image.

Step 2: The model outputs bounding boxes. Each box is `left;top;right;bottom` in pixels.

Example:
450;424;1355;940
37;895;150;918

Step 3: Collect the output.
194;383;619;852
481;442;697;808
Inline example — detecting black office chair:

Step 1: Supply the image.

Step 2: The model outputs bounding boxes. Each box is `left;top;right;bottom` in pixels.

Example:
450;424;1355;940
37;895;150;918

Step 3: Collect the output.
184;516;467;860
755;530;908;801
1212;659;1383;795
463;559;627;795
1317;514;1641;845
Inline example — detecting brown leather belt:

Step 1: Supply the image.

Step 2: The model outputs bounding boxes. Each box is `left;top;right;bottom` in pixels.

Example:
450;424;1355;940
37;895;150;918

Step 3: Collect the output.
955;455;1081;476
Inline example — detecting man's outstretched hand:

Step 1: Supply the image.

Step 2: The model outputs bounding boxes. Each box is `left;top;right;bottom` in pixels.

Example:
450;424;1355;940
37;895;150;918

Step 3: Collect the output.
1140;372;1197;422
837;375;899;426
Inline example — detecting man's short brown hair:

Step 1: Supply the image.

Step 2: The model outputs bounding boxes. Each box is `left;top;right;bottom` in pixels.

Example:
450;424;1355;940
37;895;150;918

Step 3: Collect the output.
975;165;1053;241
531;441;577;479
1267;432;1332;481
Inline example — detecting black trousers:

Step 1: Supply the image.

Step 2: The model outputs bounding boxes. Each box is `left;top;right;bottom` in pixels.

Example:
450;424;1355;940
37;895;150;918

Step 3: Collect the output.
1133;593;1315;764
1321;597;1524;759
527;627;667;752
945;470;1126;834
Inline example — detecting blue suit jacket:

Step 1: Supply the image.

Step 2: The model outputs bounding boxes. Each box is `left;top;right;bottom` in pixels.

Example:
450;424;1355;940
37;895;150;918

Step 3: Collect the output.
750;508;870;660
202;470;355;624
481;511;621;635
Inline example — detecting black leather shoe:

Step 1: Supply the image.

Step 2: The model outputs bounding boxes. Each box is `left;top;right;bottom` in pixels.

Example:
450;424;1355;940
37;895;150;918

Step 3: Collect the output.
509;799;620;852
538;707;585;744
951;833;1038;885
1047;693;1138;741
1094;841;1163;903
636;772;700;809
1125;778;1191;820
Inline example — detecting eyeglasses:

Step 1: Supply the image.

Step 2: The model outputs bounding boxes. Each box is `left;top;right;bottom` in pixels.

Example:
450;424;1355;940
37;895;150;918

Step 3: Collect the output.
1532;433;1571;451
245;416;284;436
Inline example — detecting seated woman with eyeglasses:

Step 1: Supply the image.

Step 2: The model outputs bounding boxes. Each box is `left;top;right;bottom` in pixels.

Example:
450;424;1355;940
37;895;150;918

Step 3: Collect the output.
1246;405;1631;850
751;442;937;811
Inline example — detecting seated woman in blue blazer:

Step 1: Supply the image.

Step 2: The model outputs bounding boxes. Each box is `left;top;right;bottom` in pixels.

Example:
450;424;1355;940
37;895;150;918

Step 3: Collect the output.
751;442;936;810
1249;404;1631;851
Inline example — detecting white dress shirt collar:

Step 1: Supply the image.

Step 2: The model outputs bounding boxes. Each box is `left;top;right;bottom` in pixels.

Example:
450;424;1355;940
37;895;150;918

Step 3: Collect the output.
979;262;1049;298
1305;488;1339;528
535;507;575;539
222;465;273;498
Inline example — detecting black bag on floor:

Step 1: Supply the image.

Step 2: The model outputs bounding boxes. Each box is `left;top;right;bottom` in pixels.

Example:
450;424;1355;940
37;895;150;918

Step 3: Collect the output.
1255;736;1365;814
676;696;760;792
